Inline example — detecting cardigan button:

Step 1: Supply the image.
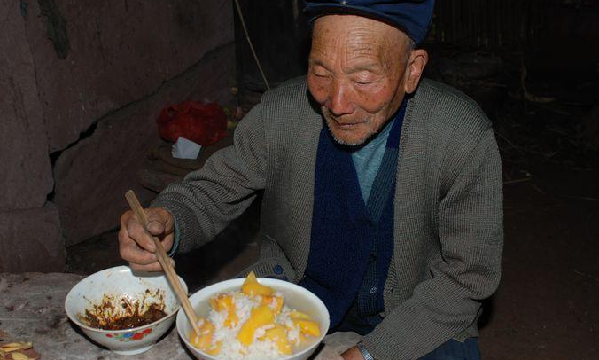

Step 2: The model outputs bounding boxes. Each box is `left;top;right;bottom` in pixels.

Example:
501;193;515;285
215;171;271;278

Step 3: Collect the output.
273;264;284;275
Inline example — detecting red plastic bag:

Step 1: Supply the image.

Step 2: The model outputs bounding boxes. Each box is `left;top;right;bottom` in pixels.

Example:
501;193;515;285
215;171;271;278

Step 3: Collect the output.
156;101;228;146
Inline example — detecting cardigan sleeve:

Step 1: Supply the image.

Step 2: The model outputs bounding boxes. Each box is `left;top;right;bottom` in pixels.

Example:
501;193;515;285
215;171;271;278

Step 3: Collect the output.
362;127;503;360
151;103;268;254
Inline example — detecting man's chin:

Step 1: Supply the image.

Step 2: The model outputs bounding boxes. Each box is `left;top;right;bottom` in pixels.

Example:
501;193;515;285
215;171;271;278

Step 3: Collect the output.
329;128;371;146
324;116;375;146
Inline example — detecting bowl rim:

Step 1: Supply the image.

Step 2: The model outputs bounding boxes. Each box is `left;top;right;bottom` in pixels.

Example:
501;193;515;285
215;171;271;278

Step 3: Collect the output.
65;265;185;334
176;277;331;360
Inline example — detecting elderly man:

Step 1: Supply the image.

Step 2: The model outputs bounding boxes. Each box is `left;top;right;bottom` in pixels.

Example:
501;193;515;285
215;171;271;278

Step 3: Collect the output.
119;1;503;359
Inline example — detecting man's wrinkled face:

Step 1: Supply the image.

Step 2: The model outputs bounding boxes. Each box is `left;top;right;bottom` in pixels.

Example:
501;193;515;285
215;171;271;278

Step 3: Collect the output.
307;15;411;146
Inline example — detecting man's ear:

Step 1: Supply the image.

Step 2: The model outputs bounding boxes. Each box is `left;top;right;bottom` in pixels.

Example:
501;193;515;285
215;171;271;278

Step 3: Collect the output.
403;49;428;94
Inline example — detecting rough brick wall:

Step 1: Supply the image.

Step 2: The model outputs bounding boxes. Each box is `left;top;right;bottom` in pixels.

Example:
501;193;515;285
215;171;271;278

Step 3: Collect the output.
0;0;235;271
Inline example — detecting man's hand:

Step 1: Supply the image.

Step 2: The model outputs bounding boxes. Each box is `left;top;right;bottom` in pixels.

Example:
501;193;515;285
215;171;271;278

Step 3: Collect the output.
118;207;175;271
341;346;365;360
316;345;364;360
315;332;362;360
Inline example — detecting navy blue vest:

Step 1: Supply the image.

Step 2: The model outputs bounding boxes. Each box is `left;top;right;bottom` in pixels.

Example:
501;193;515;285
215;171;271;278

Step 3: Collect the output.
300;101;406;329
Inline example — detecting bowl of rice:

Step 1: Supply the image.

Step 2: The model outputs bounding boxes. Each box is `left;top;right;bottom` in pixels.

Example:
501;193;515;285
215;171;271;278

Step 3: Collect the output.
176;273;330;360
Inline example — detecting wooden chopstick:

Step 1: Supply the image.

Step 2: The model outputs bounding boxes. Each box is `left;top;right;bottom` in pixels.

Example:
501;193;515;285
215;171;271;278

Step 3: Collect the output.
125;190;201;336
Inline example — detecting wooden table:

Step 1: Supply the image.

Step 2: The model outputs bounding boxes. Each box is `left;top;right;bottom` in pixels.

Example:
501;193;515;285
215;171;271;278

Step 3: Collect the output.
0;272;195;359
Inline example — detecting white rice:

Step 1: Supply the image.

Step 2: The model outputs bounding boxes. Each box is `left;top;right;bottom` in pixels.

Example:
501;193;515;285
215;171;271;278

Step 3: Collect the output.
205;291;302;360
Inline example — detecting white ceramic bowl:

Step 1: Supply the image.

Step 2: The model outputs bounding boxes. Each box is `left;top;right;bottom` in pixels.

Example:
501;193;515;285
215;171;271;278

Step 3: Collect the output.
176;278;330;360
65;265;187;355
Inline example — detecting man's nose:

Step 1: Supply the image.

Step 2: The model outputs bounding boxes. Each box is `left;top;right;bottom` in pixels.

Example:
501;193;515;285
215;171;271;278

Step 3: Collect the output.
327;80;354;116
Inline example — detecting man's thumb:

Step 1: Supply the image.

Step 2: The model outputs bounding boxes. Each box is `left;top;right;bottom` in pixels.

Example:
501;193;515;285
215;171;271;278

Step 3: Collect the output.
146;216;165;235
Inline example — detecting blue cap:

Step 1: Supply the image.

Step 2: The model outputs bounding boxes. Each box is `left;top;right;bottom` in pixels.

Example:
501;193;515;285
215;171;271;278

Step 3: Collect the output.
303;0;435;44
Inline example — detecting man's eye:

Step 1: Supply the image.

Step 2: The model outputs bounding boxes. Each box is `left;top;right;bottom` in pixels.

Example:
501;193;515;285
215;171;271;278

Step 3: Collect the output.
352;75;376;85
354;79;374;86
312;73;330;81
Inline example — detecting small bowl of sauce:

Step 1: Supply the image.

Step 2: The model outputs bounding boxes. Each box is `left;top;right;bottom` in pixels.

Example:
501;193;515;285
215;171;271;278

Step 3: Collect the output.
65;266;187;355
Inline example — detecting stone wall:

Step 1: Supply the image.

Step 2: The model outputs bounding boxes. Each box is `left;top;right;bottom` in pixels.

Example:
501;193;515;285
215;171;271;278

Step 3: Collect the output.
0;0;235;272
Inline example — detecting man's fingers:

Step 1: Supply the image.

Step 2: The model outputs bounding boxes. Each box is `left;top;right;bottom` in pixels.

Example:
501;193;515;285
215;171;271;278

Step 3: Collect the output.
146;208;173;236
126;215;156;252
118;207;175;272
128;258;174;272
119;232;158;265
128;261;164;272
146;218;165;235
121;245;175;272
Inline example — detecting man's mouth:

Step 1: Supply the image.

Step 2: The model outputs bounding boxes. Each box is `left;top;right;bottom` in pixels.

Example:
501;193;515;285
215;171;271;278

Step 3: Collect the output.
328;115;366;128
323;108;369;130
334;122;360;129
331;117;369;130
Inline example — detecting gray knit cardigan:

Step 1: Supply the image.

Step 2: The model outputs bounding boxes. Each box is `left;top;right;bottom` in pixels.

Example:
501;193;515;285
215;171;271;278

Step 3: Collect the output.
152;77;503;360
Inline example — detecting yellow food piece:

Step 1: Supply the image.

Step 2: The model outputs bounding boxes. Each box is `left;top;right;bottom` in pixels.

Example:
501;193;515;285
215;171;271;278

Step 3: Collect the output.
241;271;274;297
0;342;32;352
286;329;308;347
190;318;216;351
260;294;284;315
260;325;292;355
237;305;275;346
210;293;238;328
292;318;321;337
289;309;311;320
11;352;32;360
205;341;222;356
